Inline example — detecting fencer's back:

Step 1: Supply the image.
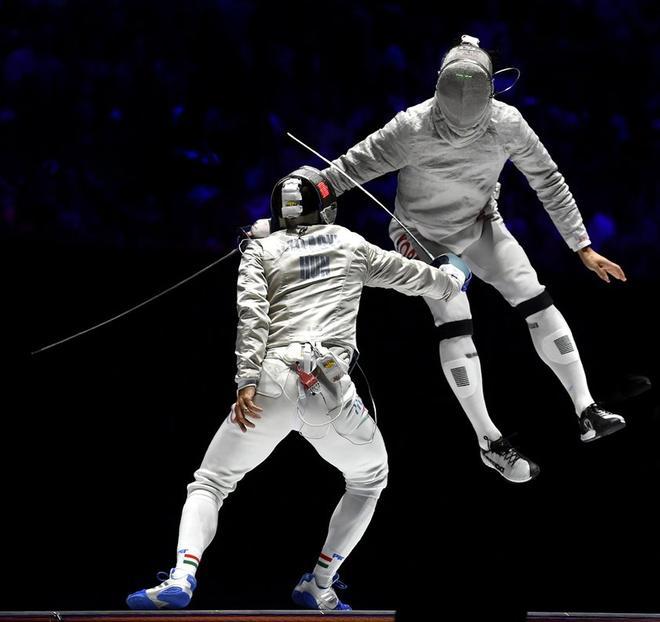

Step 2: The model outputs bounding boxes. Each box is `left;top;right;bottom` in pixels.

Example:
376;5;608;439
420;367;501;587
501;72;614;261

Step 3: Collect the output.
257;224;368;350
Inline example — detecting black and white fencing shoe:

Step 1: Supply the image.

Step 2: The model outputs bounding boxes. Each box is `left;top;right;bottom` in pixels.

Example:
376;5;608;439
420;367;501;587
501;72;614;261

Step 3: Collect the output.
480;436;540;483
579;403;626;442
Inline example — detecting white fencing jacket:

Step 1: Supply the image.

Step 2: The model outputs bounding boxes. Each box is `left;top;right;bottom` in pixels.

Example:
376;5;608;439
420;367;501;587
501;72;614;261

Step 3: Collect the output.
235;224;460;388
323;99;591;252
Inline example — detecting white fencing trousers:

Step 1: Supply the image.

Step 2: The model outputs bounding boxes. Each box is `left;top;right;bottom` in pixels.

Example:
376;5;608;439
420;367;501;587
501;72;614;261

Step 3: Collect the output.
390;216;546;326
178;356;388;564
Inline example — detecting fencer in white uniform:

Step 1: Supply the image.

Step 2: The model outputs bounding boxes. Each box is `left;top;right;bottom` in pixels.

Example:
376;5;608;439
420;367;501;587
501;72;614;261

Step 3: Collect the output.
319;35;627;483
126;167;470;611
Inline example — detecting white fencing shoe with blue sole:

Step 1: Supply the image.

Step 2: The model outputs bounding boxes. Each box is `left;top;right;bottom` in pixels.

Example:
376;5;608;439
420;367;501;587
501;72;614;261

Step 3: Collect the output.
126;569;197;610
291;572;351;611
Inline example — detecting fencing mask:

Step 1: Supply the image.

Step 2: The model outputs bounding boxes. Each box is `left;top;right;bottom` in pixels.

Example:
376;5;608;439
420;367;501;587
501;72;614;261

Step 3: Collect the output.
270;166;338;232
434;35;494;145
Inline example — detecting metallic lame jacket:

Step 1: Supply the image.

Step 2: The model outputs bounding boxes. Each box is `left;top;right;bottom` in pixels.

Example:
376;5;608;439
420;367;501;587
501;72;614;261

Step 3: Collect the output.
235;224;457;388
323;99;591;252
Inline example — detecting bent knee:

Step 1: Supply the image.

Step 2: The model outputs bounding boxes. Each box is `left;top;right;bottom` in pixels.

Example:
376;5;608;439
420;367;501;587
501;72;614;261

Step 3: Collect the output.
345;462;389;499
185;488;222;511
187;469;239;508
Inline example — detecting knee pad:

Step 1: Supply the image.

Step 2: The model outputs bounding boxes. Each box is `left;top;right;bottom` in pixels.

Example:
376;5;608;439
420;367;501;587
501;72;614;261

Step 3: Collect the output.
537;328;580;365
527;306;580;365
442;355;479;398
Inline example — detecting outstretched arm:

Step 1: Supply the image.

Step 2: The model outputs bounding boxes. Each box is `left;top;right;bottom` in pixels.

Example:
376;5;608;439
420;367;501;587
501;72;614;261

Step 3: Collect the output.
322;111;412;196
363;241;467;300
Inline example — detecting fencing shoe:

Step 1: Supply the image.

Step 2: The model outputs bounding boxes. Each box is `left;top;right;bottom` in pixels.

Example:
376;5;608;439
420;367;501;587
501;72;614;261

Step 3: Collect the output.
126;568;196;610
480;436;540;483
292;572;351;610
579;403;626;442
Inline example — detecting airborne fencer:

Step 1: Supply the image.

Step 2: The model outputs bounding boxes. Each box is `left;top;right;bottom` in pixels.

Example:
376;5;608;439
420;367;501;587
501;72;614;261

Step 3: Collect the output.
313;35;626;483
126;167;471;610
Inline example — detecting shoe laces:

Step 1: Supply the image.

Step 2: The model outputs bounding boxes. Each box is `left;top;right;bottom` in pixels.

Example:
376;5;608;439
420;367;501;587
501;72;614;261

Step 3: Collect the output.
583;403;618;422
595;405;616;418
582;403;597;418
332;574;348;591
487;437;520;466
156;568;181;583
315;576;347;610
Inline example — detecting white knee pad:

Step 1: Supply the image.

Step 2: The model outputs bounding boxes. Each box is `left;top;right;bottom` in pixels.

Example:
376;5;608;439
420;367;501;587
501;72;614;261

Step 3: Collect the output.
442;356;479;398
528;306;580;366
538;328;580;365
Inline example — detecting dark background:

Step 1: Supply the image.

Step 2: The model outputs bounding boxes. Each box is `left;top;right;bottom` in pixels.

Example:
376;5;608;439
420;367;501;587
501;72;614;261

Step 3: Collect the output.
2;1;659;620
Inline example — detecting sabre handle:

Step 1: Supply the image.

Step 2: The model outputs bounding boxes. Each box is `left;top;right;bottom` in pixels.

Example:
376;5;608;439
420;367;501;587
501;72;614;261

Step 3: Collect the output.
432;253;472;292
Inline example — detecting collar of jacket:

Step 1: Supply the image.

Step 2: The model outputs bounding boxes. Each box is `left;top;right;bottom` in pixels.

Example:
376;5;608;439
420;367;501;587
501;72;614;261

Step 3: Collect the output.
431;99;492;148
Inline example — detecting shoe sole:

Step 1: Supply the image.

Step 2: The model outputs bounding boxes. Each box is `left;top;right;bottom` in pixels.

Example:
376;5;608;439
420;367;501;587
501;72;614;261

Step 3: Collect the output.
126;593;160;611
291;578;352;611
480;453;539;484
581;419;626;443
126;587;192;610
292;588;322;610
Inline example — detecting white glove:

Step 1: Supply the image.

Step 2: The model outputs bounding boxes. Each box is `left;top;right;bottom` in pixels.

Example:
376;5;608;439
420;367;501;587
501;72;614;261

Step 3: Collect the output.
439;263;466;301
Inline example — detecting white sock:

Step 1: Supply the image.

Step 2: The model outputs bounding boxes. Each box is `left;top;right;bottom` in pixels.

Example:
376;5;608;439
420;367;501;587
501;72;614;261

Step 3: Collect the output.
173;491;219;578
526;305;595;416
440;336;501;450
313;492;378;589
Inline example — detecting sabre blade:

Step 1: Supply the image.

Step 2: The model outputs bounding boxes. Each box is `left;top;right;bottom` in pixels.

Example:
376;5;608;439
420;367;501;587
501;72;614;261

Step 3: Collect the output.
31;248;239;355
286;132;435;261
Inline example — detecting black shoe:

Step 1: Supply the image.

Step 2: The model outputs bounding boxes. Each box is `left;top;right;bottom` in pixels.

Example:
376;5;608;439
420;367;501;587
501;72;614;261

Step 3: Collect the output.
579;403;626;442
480;436;540;483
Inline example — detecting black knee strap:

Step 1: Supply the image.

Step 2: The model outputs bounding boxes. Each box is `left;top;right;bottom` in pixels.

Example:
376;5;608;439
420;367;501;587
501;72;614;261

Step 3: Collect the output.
437;319;474;341
515;290;554;319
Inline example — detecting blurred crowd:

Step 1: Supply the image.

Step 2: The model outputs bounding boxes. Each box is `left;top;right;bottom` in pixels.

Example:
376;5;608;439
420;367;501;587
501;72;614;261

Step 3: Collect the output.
0;0;657;276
